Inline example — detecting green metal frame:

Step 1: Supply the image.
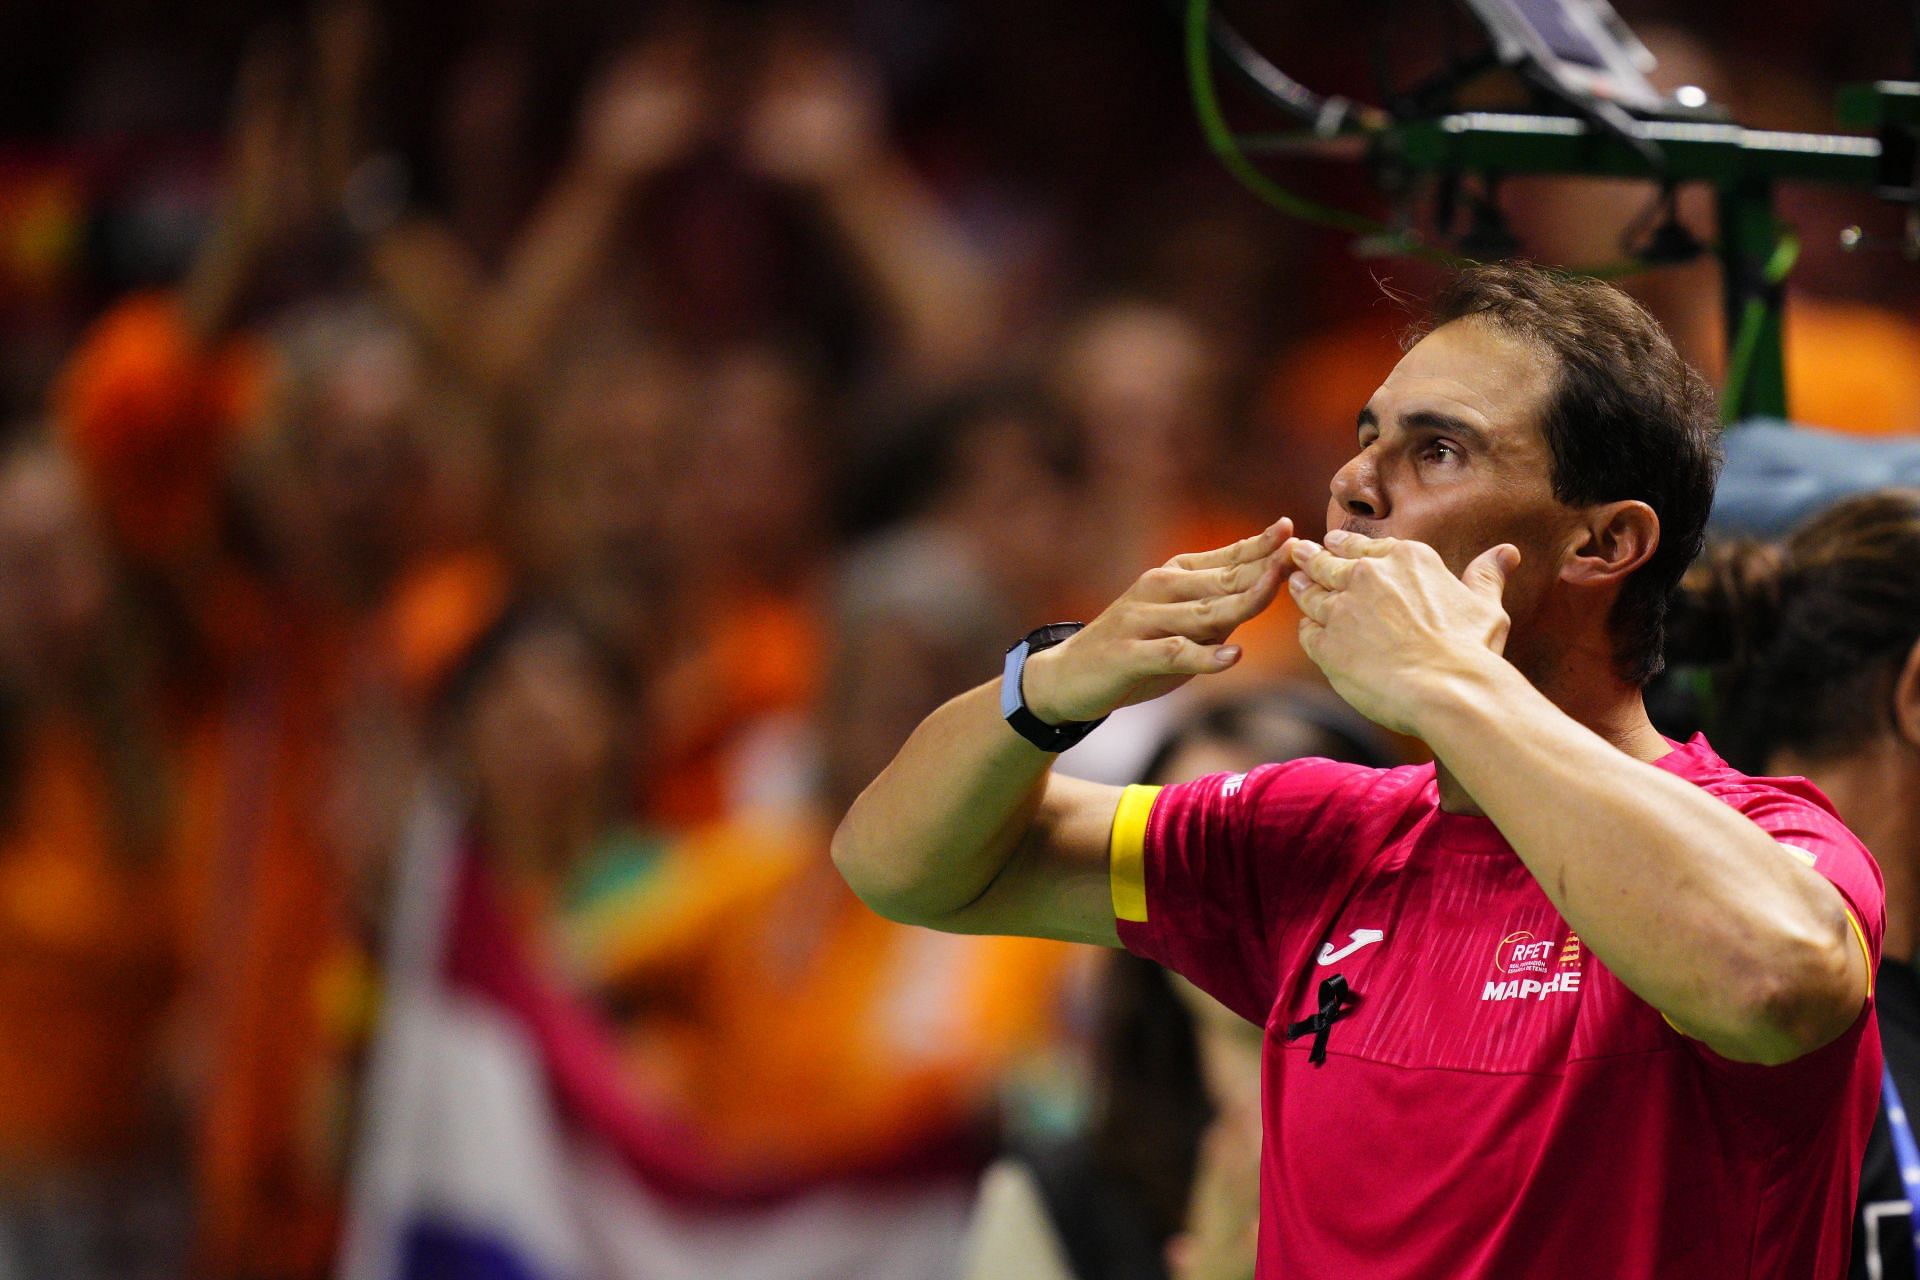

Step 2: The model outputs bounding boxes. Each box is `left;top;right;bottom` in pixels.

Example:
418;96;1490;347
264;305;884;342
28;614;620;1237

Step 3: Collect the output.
1238;112;1889;421
1192;0;1920;427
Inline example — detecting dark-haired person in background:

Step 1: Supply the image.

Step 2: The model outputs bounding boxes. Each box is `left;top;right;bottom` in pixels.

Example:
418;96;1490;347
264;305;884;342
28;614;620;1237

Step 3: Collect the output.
835;261;1886;1277
1666;489;1920;1280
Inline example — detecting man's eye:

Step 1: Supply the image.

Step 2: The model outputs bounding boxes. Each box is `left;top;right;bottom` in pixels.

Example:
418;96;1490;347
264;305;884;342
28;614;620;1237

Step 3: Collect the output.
1422;441;1460;463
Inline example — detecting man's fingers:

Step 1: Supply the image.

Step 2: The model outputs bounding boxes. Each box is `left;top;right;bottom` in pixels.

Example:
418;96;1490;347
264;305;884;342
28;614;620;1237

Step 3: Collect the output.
1143;566;1284;640
1210;553;1282;601
1226;556;1290;623
1146;635;1244;675
1137;550;1285;604
1462;543;1521;603
1322;528;1396;558
1287;571;1336;622
1166;517;1293;572
1297;616;1326;669
1288;539;1361;592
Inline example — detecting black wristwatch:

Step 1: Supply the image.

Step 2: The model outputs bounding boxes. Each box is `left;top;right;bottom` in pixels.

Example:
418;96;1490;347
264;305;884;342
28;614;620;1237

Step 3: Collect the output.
1001;623;1108;752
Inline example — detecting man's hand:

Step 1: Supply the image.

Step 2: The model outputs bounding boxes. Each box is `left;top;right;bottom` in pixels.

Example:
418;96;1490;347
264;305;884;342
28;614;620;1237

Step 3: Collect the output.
1021;518;1293;725
1288;529;1519;736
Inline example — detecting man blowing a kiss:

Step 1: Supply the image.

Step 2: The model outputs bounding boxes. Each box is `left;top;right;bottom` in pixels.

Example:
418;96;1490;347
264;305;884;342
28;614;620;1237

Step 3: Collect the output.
833;263;1884;1278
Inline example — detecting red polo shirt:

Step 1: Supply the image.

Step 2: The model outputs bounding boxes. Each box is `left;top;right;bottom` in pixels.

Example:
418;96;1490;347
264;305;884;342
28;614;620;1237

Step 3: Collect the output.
1112;735;1883;1278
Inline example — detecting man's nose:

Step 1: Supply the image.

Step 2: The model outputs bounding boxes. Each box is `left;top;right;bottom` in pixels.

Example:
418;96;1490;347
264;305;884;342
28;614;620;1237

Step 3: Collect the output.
1330;452;1385;520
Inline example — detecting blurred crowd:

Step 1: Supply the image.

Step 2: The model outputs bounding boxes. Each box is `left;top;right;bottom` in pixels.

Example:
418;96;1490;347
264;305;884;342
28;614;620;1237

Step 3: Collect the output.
0;0;1915;1277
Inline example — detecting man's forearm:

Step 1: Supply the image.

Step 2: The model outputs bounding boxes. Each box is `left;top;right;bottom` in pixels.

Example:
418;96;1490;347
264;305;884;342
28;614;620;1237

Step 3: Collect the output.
832;679;1056;923
1417;654;1862;1062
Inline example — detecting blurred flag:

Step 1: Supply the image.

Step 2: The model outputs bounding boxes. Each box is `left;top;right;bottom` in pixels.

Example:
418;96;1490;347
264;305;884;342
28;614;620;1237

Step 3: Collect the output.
335;786;972;1280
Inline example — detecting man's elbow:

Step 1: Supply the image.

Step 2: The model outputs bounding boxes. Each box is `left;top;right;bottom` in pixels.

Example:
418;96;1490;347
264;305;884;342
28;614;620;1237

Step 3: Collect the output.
1717;927;1865;1066
829;820;935;927
829;822;896;916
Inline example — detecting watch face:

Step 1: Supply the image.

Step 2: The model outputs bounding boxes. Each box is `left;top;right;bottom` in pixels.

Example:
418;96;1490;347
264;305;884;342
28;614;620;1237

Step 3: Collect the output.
1027;622;1085;652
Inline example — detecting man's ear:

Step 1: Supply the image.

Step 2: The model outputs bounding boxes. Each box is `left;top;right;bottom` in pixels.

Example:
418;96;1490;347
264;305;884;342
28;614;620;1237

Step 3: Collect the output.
1561;500;1660;588
1894;635;1920;750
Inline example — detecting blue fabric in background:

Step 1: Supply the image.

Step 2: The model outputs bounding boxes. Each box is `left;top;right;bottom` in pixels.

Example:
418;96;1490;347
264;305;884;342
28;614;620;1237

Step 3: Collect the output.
1711;420;1920;539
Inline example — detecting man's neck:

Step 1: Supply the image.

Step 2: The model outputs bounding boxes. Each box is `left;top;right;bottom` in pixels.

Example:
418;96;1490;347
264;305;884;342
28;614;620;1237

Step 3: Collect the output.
1433;662;1668;816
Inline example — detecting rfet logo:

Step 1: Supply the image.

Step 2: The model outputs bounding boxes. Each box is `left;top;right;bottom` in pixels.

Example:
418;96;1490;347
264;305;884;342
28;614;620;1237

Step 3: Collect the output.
1496;930;1555;977
1482;929;1585;1002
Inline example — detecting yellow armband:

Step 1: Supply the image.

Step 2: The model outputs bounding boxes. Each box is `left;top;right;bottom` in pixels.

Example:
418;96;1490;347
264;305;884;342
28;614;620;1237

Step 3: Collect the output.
1109;784;1161;924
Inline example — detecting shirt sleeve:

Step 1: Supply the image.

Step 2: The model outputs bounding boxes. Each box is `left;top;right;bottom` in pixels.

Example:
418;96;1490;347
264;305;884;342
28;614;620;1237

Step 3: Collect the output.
1669;779;1886;1100
1111;758;1384;1025
1733;780;1885;996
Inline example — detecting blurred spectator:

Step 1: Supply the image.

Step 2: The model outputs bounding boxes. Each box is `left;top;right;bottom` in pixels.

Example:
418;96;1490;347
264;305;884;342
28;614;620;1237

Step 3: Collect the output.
1051;296;1308;682
739;24;1006;387
449;601;639;908
489;579;1073;1277
1055;297;1235;593
516;337;692;645
159;299;504;1280
370;24;712;401
0;435;185;1280
640;340;833;826
47;49;505;1271
513;334;827;829
838;378;1083;630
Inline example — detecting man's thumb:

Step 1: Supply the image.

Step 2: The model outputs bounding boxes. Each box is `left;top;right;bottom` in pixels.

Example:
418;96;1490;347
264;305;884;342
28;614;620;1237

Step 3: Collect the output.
1463;543;1520;601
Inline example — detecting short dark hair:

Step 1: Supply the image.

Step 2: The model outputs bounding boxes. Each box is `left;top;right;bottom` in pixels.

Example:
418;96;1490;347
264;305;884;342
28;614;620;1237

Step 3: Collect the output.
1410;262;1722;684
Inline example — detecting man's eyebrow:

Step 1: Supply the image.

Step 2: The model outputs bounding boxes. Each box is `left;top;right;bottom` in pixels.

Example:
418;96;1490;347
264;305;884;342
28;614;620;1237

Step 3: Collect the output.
1355;406;1492;448
1404;411;1490;448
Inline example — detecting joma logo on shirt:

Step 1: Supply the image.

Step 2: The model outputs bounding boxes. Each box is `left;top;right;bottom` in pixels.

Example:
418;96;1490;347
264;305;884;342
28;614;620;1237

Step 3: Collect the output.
1482;971;1583;1001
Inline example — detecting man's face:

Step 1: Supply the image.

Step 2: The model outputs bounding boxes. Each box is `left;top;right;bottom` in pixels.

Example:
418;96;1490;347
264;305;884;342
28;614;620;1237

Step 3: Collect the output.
1327;317;1576;661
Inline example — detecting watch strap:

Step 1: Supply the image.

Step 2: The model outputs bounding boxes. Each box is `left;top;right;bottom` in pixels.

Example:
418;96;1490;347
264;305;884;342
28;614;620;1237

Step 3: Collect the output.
1001;624;1107;752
